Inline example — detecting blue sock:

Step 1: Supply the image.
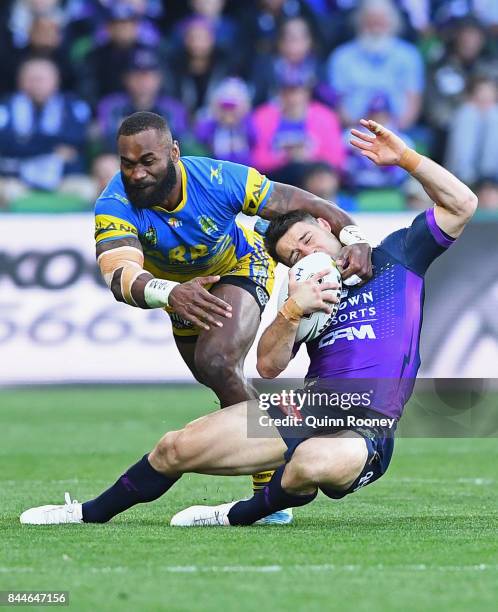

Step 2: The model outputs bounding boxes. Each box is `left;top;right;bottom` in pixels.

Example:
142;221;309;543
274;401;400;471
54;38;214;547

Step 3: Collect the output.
227;465;317;526
82;454;178;523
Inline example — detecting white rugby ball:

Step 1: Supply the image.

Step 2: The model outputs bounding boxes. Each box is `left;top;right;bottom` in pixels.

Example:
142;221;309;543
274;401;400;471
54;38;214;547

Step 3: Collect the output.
278;252;342;343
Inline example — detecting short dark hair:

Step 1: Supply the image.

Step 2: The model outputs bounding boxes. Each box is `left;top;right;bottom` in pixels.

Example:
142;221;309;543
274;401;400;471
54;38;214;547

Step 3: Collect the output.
264;210;316;262
117;111;171;139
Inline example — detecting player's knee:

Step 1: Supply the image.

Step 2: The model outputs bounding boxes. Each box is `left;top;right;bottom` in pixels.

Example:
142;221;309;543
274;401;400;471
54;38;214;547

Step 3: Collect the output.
194;348;242;387
283;438;368;491
151;430;190;474
319;438;368;489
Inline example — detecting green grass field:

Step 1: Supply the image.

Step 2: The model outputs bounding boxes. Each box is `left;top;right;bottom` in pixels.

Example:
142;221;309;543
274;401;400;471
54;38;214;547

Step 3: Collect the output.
1;386;497;612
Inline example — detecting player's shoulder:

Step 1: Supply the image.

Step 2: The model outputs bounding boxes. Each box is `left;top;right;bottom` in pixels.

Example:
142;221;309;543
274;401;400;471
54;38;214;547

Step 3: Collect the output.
376;209;454;276
181;156;249;184
94;172;135;218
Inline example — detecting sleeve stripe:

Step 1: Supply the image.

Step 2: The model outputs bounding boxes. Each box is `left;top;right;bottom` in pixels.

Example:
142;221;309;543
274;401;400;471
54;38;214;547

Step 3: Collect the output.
243;168;273;216
95;214;138;244
425;208;455;248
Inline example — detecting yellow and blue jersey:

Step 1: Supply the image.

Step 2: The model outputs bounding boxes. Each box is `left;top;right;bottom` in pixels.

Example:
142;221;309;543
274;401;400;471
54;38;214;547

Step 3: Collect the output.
94;156;275;310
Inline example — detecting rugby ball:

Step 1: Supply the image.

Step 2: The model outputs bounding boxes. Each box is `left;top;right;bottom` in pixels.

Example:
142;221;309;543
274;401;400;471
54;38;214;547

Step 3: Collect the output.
278;252;342;343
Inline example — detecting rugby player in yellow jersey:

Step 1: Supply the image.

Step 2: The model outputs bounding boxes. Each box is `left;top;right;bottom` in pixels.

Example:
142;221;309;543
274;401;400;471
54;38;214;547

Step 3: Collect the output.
94;111;372;523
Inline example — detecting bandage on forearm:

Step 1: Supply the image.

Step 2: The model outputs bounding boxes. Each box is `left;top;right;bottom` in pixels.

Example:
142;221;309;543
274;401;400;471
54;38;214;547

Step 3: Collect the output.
279;298;304;323
339;225;369;246
398;147;423;173
98;246;149;306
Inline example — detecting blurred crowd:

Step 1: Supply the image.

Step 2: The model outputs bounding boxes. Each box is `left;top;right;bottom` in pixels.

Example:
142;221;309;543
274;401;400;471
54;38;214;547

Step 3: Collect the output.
1;0;498;212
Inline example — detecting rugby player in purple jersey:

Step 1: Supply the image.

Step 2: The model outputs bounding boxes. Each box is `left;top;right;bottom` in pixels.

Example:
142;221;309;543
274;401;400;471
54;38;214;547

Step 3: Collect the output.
20;120;477;527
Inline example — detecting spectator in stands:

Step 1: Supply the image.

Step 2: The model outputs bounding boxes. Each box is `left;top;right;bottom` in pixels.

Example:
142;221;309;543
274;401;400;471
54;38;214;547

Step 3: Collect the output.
173;0;238;55
432;0;498;29
78;4;156;105
251;64;344;181
13;13;75;91
251;16;320;106
301;161;357;211
7;0;64;49
97;47;188;150
91;152;120;200
193;77;255;165
169;16;232;116
65;0;163;40
344;93;414;190
424;16;498;160
243;0;317;58
0;57;93;207
327;0;424;129
1;0;66;95
445;77;498;185
473;177;498;211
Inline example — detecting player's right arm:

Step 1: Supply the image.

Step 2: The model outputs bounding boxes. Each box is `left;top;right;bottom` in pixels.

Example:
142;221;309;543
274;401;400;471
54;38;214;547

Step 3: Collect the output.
350;119;478;237
96;237;232;330
257;269;338;379
95;193;232;330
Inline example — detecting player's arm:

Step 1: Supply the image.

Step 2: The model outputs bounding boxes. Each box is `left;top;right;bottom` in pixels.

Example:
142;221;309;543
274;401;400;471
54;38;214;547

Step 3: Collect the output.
96;238;231;331
260;182;372;283
257;269;338;379
350;119;478;237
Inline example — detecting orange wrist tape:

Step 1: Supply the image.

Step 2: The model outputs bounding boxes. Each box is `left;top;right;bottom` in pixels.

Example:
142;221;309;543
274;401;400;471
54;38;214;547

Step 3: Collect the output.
398;148;423;173
279;298;304;323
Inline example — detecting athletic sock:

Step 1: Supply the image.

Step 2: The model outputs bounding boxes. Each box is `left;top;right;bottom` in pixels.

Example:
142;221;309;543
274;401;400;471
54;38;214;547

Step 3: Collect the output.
252;470;274;493
228;465;317;526
82;454;179;523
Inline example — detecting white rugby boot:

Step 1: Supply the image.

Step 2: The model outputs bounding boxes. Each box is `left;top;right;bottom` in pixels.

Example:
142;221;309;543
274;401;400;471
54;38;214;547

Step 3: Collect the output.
20;492;83;525
170;502;236;526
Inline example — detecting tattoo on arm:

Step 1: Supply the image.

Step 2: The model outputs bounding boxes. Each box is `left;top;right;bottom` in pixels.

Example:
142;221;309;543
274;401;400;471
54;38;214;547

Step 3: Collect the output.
261;183;297;217
261;182;354;237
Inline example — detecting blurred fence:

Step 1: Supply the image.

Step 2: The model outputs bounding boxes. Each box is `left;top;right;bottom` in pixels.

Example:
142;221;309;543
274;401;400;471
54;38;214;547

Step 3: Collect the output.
1;212;497;385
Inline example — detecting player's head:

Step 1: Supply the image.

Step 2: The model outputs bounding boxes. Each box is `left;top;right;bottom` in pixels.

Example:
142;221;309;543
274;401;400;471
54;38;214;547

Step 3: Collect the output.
264;210;342;267
117;111;179;208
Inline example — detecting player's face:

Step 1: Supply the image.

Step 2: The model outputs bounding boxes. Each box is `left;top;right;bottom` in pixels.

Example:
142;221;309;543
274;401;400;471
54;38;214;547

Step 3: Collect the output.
276;219;342;267
119;129;179;208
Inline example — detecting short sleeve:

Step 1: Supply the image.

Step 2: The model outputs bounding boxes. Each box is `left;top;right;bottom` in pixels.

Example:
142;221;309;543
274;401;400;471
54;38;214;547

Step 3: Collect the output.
378;209;456;276
222;160;274;216
94;196;140;245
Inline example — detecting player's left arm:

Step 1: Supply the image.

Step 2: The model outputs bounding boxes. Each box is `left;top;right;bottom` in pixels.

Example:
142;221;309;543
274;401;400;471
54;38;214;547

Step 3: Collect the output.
260;182;373;283
350;119;478;237
257;268;339;378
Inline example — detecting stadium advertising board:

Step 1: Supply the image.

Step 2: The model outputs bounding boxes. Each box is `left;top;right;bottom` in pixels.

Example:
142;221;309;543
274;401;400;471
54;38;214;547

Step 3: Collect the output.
1;213;496;384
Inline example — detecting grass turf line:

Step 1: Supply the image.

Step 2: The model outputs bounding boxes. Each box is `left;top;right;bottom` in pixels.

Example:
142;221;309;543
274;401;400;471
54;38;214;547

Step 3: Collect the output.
1;386;497;612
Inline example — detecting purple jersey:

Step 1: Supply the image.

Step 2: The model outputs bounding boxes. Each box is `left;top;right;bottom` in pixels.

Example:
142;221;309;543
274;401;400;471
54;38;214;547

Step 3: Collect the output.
301;209;456;419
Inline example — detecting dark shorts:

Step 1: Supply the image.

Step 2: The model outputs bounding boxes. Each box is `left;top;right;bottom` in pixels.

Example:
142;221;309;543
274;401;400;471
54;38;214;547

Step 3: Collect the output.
169;275;270;341
268;397;396;499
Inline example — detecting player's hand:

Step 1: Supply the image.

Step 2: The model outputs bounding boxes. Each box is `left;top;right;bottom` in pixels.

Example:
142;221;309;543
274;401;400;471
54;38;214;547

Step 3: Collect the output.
168;276;232;331
350;118;407;166
288;268;340;315
336;243;373;284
